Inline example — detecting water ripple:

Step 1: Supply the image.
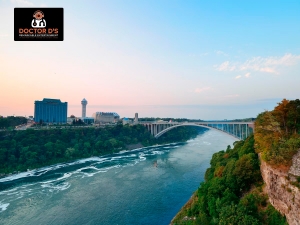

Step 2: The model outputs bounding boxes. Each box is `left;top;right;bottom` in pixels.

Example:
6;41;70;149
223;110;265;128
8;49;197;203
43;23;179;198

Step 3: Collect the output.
0;143;182;213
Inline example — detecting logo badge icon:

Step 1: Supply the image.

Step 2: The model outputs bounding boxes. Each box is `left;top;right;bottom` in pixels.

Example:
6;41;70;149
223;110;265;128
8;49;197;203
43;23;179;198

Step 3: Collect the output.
14;8;63;41
31;10;46;28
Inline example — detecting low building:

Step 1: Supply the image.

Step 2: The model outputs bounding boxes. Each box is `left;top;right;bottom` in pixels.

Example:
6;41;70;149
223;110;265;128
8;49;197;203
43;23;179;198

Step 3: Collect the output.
67;117;74;124
82;117;94;124
67;117;94;125
123;118;133;125
92;112;120;124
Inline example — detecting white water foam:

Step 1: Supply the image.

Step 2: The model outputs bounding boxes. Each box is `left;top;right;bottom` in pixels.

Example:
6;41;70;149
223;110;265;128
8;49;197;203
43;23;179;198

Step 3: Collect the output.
152;151;165;155
0;188;18;195
0;171;34;182
0;142;180;205
0;142;184;215
0;202;9;212
0;157;109;183
139;156;146;161
41;182;70;192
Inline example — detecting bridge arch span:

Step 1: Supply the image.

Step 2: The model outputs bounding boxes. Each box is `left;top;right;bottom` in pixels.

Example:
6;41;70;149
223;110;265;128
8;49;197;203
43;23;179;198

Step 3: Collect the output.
154;123;240;140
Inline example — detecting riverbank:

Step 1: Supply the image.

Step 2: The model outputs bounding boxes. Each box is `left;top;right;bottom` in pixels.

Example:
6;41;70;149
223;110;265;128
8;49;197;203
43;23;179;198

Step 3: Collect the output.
170;135;288;225
170;192;198;224
125;143;144;150
0;124;203;176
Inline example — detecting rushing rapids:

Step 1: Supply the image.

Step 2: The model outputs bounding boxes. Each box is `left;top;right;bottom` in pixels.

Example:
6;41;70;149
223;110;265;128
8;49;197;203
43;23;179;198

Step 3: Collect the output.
0;129;237;225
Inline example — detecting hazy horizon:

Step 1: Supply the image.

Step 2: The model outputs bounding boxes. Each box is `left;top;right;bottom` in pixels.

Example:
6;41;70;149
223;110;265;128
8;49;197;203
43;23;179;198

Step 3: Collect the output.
1;99;284;120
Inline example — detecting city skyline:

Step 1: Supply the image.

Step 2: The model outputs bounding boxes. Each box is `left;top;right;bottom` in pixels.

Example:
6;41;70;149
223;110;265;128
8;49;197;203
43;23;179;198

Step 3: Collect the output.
1;0;300;119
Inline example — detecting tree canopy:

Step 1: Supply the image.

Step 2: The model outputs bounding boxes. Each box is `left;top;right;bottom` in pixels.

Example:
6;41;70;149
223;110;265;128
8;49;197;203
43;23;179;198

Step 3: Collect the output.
254;99;300;165
171;135;288;225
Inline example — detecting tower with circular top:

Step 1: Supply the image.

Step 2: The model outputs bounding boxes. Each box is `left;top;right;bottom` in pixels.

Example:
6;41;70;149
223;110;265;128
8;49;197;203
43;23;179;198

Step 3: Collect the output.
81;98;87;118
134;113;138;124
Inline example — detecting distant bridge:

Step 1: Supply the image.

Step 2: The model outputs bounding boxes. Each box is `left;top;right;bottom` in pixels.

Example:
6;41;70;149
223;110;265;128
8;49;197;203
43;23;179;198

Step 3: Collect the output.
139;121;255;140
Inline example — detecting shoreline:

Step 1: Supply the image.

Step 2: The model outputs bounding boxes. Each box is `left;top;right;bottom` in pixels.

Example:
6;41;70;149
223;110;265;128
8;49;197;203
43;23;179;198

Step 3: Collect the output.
0;141;184;180
170;192;197;224
0;125;201;179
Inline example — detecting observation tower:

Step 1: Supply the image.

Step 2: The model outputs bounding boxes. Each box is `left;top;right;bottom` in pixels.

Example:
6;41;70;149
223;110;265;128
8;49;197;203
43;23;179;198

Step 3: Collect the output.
81;98;88;118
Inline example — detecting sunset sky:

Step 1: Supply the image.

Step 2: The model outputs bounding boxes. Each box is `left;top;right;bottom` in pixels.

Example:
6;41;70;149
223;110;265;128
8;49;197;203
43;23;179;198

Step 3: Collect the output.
1;0;300;119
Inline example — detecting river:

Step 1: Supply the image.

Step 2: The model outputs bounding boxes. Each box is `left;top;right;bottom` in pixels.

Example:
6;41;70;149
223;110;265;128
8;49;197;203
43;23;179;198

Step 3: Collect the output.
0;129;237;225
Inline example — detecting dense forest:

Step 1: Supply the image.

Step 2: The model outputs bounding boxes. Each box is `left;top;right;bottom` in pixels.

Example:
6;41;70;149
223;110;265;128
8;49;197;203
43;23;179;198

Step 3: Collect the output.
171;135;287;225
255;99;300;166
0;124;203;175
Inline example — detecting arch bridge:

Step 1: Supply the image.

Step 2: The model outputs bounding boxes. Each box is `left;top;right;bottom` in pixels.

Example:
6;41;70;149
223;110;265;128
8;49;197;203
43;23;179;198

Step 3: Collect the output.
139;121;255;140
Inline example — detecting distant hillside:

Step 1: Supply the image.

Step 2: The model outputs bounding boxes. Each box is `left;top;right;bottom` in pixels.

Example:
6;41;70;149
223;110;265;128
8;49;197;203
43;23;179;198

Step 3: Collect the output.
0;116;27;129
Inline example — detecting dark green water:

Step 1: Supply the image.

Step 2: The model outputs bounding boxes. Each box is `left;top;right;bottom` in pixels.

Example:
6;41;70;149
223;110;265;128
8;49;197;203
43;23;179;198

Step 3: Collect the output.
0;129;237;225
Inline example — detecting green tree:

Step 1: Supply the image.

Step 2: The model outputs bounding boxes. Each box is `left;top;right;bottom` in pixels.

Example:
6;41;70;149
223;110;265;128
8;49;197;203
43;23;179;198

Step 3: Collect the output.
65;147;76;159
233;153;260;191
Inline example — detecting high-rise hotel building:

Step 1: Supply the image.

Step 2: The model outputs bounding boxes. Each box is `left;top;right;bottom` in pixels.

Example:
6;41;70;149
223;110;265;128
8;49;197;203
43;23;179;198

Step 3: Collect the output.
34;98;68;124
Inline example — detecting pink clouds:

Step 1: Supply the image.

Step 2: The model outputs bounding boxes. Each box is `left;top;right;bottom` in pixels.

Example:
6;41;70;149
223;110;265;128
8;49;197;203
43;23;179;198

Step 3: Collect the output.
217;61;236;71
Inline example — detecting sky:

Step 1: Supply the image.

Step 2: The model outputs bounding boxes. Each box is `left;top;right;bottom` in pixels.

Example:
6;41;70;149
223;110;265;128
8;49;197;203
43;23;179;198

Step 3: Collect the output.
0;0;300;120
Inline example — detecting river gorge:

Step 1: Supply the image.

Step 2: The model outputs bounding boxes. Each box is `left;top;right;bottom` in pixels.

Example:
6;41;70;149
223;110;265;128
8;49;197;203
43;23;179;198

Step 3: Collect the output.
0;129;237;225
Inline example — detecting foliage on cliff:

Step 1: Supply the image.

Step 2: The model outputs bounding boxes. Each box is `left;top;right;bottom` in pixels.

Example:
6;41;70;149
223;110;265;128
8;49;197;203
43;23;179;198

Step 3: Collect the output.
254;99;300;166
171;135;288;225
0;124;203;175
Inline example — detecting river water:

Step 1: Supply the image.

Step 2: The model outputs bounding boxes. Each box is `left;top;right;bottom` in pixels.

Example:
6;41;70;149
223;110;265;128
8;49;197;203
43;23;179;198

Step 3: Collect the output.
0;129;237;225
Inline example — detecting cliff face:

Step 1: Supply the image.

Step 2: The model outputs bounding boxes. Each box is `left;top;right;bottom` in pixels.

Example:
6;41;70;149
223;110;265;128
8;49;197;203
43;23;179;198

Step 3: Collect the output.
260;151;300;225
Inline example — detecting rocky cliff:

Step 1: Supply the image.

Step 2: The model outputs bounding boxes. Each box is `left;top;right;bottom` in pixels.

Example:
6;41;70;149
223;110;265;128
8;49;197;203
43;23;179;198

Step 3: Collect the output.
260;151;300;225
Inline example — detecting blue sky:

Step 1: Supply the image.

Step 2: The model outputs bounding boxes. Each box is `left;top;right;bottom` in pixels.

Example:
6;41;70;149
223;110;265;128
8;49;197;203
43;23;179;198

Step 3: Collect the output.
0;0;300;119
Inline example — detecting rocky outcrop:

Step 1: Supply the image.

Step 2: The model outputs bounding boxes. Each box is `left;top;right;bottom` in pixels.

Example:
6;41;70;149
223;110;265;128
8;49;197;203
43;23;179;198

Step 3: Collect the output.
260;151;300;225
289;151;300;177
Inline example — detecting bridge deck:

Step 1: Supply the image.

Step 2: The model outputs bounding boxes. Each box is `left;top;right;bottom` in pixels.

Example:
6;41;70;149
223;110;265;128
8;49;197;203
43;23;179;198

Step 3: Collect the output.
139;121;254;125
140;121;254;140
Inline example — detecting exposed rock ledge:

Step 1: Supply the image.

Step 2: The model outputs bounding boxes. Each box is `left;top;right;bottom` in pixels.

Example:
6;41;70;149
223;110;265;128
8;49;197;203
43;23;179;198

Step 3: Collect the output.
260;151;300;225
